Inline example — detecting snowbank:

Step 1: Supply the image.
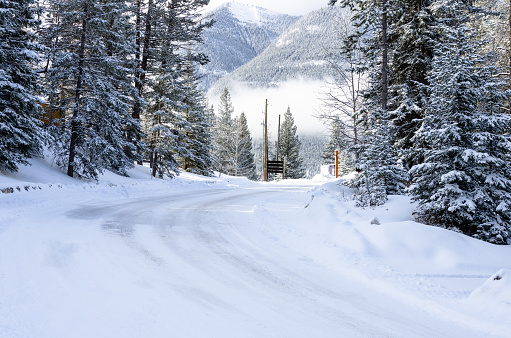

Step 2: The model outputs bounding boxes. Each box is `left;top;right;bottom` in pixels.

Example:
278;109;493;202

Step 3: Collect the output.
468;269;511;319
2;157;511;337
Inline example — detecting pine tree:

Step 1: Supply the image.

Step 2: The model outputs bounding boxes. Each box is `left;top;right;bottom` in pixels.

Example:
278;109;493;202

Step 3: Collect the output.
0;0;44;172
409;0;511;243
211;89;256;179
139;0;211;178
180;60;214;177
43;0;141;179
213;87;235;175
349;110;408;207
332;0;438;171
145;75;189;178
322;118;356;175
331;0;408;205
277;107;304;179
232;112;257;179
388;0;438;168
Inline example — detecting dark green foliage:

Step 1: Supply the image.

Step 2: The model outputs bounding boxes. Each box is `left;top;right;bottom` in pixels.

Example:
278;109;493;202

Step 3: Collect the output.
277;107;304;179
180;66;215;177
232;112;257;179
388;0;438;168
141;0;212;178
44;0;142;179
0;0;44;172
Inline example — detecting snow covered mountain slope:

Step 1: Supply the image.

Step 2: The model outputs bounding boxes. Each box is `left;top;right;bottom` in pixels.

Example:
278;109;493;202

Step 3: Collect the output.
209;6;349;93
198;2;299;90
1;158;510;337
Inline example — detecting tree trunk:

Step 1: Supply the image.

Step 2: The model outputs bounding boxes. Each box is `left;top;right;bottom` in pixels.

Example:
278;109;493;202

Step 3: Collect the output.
67;3;88;177
133;0;143;121
382;0;388;112
137;0;152;100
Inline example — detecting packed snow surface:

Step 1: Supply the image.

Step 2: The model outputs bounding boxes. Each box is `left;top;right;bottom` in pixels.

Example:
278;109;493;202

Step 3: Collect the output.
1;159;510;337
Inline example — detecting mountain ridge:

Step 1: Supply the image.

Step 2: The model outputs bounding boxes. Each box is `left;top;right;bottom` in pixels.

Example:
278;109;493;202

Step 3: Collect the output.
209;6;350;95
198;2;300;90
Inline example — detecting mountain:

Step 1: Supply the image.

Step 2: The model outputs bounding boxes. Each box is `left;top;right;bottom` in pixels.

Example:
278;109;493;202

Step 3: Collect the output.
198;2;300;90
209;6;349;94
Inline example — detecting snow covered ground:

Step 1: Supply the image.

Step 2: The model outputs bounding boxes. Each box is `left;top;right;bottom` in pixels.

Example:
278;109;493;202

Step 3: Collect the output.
1;159;510;337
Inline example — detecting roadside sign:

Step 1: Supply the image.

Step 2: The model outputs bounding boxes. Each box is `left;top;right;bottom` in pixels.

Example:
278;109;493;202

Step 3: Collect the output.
267;160;284;174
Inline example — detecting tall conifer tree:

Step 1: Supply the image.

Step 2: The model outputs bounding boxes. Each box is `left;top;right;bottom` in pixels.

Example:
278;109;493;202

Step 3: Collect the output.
180;60;214;177
277;107;304;179
213;87;235;175
331;0;407;203
140;0;211;177
0;0;44;172
232;112;257;179
388;0;438;167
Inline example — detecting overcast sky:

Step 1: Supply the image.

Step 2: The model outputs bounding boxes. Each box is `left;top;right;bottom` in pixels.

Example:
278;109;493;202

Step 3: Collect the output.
205;0;329;16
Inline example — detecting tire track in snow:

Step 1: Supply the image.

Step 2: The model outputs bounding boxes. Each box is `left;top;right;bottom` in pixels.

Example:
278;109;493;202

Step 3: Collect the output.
63;184;493;338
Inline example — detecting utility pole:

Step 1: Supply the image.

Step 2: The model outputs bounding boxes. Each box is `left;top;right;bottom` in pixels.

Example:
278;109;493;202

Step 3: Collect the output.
263;99;268;182
276;114;281;161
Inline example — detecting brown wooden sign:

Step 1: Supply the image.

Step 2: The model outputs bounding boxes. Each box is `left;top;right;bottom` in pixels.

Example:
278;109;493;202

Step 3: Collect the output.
267;160;284;174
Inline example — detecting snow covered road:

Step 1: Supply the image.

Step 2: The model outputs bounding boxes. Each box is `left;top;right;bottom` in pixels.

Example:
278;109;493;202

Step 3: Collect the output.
1;177;510;337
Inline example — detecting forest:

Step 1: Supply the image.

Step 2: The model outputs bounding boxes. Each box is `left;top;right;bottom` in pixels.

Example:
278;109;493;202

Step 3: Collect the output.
0;0;305;183
2;0;511;244
324;0;511;244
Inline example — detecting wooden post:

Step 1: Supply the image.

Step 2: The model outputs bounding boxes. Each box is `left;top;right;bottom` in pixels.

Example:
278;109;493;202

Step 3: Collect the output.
335;150;339;178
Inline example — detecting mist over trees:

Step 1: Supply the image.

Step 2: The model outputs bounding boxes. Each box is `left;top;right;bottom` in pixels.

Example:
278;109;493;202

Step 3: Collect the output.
211;6;348;94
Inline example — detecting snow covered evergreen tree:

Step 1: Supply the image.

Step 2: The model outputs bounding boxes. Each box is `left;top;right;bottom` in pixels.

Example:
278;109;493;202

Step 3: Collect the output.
212;89;256;179
300;134;327;178
179;61;214;177
137;0;211;178
277;107;304;179
388;0;438;168
145;74;189;178
332;0;438;170
0;0;44;172
409;0;511;244
349;110;408;207
331;0;410;206
212;87;235;175
232;112;257;179
43;0;142;178
322;120;355;175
